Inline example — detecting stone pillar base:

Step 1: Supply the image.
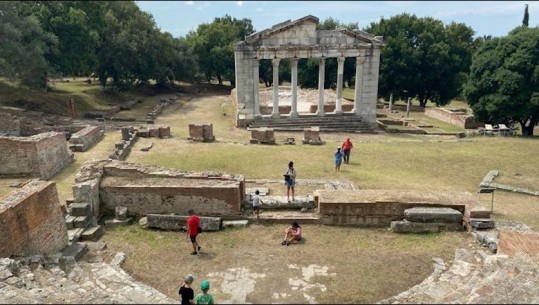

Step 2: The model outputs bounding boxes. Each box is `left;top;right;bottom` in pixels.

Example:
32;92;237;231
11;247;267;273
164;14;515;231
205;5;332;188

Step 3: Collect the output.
316;110;325;116
271;113;281;119
290;112;299;118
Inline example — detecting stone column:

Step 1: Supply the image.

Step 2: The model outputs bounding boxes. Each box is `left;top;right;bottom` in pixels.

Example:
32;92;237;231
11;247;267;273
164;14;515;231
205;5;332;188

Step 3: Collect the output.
290;58;299;118
253;59;261;118
316;58;325;116
352;57;365;115
335;56;345;114
272;58;280;118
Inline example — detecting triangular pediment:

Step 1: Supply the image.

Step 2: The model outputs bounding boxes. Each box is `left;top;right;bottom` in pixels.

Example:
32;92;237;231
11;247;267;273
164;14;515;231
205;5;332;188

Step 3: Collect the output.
245;15;319;44
240;15;383;48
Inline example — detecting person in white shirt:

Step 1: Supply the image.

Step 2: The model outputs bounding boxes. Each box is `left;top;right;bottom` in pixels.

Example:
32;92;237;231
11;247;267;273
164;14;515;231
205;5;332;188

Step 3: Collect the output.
283;161;297;202
252;190;264;219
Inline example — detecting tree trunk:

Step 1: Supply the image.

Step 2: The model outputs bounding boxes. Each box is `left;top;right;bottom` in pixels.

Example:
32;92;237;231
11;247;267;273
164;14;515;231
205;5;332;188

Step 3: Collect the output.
230;79;235;88
217;75;223;85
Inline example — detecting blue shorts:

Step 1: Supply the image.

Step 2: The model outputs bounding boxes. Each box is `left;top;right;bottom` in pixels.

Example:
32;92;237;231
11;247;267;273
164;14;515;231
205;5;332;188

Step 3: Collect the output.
285;179;295;187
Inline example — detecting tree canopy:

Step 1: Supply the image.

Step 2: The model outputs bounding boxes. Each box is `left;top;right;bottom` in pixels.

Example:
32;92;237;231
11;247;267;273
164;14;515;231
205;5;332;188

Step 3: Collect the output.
463;26;539;136
186;15;254;86
364;13;477;107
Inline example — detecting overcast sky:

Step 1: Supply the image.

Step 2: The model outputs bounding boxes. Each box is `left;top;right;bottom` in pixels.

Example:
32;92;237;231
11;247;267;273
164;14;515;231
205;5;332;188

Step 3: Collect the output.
135;1;536;38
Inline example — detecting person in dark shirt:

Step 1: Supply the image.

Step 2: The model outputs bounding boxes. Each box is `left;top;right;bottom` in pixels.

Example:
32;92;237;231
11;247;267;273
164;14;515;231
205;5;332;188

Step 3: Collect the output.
179;274;195;305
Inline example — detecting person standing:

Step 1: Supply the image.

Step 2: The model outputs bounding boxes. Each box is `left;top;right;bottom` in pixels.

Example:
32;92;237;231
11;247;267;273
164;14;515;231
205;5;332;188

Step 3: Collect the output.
334;147;344;171
194;280;215;304
283;161;297;203
252;190;264;219
179;274;195;305
341;138;353;164
186;209;202;255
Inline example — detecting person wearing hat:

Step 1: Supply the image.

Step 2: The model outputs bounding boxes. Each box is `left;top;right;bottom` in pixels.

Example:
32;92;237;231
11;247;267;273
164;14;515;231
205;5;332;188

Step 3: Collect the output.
334;147;344;171
186;209;202;255
194;280;214;304
179;274;195;304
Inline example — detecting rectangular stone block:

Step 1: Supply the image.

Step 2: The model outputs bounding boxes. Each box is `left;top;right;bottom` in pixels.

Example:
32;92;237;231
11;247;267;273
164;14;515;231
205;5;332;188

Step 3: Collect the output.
391;220;463;233
148;128;159;138
147;214;221;231
158;126;171;138
404;207;463;223
69;202;91;217
61;242;88;261
222;220;249;228
73;216;90;229
80;225;104;241
65;215;76;230
470;218;495;229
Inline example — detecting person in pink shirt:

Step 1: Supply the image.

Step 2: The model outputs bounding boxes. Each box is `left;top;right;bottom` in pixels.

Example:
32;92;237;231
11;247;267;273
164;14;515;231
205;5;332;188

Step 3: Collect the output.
186;209;202;255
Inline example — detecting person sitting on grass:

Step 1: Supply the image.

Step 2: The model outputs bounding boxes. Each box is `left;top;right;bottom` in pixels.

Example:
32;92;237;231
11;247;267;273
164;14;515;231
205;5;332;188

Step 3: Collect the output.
281;221;302;246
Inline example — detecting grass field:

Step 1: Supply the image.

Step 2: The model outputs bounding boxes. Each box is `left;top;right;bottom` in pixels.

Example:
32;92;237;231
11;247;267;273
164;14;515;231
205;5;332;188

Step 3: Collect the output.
1;81;538;303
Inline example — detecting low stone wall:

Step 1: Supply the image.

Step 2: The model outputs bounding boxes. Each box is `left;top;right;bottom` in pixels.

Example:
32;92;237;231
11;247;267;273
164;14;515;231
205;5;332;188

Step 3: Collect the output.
147;214;222;231
0;180;68;257
188;123;215;142
0;112;21;136
309;103;354;113
0;132;74;179
72;160;246;219
316;190;477;227
425;108;483;129
69;125;104;152
250;128;275;144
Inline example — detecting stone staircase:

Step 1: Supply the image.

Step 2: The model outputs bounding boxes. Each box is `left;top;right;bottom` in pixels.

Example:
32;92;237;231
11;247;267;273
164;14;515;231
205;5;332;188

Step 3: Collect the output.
65;201;104;245
247;113;376;133
377;247;539;304
0;243;177;304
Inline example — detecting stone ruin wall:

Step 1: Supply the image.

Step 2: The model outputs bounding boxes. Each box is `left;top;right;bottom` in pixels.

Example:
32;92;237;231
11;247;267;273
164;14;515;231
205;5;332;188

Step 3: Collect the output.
72;160;245;219
0;132;74;179
0;180;68;258
0;112;20;136
68;125;104;152
316;190;478;227
425;108;483;129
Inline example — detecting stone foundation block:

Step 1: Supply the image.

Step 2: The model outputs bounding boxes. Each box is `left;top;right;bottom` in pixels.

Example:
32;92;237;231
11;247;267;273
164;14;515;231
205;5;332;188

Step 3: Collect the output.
80;225;104;241
391;220;463;233
69;202;91;217
404;207;463;223
251;128;275;144
65;215;76;230
149;128;159;138
147;214;221;231
73;216;90;229
189;123;215;142
470;218;495;229
158;126;171;138
105;218;134;227
222;220;249;228
61;242;88;261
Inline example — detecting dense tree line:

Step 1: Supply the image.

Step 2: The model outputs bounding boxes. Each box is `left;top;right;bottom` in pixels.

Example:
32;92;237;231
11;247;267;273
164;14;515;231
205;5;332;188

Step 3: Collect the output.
0;1;536;134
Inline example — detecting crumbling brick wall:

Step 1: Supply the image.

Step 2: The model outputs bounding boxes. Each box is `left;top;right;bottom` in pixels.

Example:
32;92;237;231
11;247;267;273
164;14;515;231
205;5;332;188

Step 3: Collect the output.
0;180;68;258
69;125;104;151
425;108;483;129
0;132;73;179
0;112;21;136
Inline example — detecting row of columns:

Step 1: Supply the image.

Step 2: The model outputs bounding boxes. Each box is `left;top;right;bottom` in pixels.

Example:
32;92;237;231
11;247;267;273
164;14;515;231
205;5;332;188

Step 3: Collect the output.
253;56;365;118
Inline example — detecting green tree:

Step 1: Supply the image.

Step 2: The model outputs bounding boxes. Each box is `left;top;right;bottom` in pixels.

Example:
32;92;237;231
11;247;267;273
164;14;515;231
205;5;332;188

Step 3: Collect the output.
187;15;254;86
463;26;539;136
19;1;101;77
0;1;57;89
364;14;476;107
523;4;529;27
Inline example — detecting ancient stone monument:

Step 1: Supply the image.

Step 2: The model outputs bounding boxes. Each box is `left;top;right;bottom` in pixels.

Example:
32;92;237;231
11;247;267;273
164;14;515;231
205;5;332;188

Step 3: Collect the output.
234;15;384;128
188;123;215;142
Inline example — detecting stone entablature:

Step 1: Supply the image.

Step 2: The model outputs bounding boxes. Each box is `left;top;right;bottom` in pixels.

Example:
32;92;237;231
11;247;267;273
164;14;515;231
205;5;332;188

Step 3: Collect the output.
315;190;482;227
72;160;246;219
234;15;384;129
0;180;68;258
0;132;74;179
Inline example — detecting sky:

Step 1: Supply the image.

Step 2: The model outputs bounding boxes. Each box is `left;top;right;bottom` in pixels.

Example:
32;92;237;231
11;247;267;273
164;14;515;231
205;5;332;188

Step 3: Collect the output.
135;1;537;39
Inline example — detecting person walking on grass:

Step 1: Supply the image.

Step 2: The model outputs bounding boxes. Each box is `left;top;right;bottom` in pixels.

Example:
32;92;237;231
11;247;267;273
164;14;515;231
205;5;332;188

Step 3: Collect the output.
179;274;195;305
194;280;214;304
341;138;353;164
335;147;344;171
186;209;202;255
252;190;264;219
281;221;302;246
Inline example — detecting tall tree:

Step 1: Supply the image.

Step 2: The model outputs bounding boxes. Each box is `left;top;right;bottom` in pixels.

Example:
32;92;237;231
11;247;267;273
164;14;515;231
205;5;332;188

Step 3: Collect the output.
186;15;254;86
364;14;476;107
0;1;57;89
463;26;539;136
523;4;530;27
